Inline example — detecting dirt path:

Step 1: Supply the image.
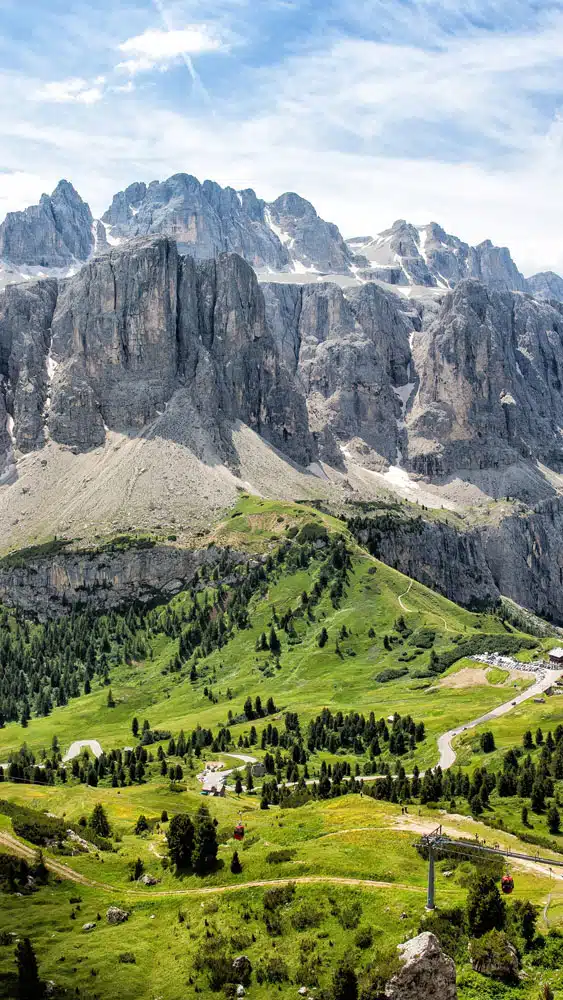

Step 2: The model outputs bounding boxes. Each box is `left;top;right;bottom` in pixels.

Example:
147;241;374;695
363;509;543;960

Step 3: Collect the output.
397;579;413;612
437;668;561;769
0;831;424;898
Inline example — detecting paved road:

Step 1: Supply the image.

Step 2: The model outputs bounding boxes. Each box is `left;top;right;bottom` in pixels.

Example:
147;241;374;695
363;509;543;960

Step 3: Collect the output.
437;669;562;769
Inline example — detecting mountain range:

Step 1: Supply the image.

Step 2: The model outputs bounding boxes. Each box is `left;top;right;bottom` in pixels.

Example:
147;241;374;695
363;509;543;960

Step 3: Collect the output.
3;174;563;625
2;174;563;300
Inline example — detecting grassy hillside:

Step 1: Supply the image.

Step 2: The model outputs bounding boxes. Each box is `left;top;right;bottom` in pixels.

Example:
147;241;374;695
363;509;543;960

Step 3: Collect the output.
1;496;562;1000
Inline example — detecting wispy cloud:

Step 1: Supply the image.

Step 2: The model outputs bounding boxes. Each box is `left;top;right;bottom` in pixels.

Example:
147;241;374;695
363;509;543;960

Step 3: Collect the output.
33;76;106;105
117;25;227;75
2;0;563;276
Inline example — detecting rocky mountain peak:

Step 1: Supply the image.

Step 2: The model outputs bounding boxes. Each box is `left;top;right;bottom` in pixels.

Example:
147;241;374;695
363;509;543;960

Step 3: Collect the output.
0;180;94;269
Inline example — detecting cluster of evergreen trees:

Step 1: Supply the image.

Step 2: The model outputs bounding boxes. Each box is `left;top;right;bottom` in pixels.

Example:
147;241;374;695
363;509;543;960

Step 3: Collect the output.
166;804;218;873
306;710;425;757
0;605;150;726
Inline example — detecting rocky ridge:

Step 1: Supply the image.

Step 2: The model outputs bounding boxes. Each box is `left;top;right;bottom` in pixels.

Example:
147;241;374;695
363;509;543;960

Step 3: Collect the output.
3;174;563;302
347;220;546;297
102;174;355;275
3;236;563;622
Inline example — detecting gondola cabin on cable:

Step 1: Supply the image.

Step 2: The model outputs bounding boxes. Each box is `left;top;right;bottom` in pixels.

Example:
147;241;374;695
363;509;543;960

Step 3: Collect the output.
234;822;245;841
501;874;514;895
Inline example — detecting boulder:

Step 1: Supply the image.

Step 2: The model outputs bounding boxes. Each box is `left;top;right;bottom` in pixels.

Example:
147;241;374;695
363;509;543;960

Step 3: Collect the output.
232;955;252;985
106;906;130;925
82;922;96;932
139;874;159;885
385;932;457;1000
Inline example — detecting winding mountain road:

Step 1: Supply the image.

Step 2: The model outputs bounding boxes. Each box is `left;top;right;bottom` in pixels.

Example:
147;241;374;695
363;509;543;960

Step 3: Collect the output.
437;668;562;769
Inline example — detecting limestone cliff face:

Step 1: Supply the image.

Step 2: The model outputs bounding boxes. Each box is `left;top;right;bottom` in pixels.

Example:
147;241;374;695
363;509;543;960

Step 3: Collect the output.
0;543;245;617
50;236;179;435
350;495;563;625
0;279;58;459
406;280;563;475
482;498;563;623
0;237;316;468
102;174;355;275
263;279;417;468
349;511;499;611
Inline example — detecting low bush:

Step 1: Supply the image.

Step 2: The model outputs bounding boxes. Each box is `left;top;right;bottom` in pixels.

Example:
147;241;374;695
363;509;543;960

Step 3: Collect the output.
355;925;373;949
291;902;322;930
375;667;408;683
265;849;296;864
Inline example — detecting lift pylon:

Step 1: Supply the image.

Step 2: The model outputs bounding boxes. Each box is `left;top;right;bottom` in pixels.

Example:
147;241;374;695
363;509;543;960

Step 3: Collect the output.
416;826;563;911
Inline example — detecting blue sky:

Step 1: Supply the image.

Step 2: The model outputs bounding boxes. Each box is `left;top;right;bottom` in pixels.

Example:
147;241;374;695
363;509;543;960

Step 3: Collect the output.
2;0;563;272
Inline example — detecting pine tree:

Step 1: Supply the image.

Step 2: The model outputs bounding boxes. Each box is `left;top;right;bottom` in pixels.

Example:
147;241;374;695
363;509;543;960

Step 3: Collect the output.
192;804;218;874
167;813;195;868
548;804;561;834
230;850;242;874
268;627;281;655
132;717;139;738
466;873;505;937
107;688;115;708
332;961;358;1000
15;937;40;1000
90;803;111;838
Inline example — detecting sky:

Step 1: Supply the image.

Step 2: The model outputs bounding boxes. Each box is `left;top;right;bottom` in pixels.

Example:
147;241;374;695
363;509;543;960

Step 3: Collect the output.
1;0;563;275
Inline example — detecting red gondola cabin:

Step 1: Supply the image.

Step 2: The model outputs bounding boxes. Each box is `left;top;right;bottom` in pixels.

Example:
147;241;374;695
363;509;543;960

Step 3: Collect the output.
234;823;245;841
501;874;514;894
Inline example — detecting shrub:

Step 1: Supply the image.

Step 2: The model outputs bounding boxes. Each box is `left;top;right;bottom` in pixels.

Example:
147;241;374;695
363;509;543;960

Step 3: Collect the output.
355;926;373;949
409;627;436;648
419;906;467;960
375;667;408;683
290;902;322;930
339;901;362;929
469;929;519;980
297;522;328;544
263;883;295;911
260;955;289;983
265;849;296;864
118;952;136;964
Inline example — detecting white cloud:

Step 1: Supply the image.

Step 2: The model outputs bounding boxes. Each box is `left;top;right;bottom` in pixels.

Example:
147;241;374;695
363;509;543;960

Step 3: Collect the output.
3;7;563;277
33;77;105;104
117;26;225;74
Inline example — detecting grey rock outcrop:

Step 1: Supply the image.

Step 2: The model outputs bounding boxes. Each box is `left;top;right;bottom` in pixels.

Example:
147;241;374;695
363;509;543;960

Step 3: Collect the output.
106;906;129;924
0;237;316;467
526;270;563;301
468;930;519;979
351;512;499;611
267;192;353;273
231;955;252;985
406;280;563;475
385;932;457;1000
349;220;527;293
102;173;355;275
0;181;94;267
263;278;417;467
0;279;58;454
481;497;563;623
0;542;247;616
